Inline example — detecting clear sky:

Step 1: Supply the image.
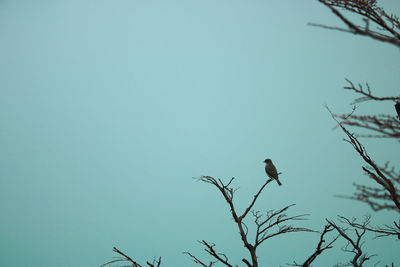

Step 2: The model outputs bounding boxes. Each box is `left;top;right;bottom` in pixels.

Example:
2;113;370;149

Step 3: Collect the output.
1;0;399;266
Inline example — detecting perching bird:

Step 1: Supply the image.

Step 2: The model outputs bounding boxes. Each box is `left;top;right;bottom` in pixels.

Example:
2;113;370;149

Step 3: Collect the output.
264;158;282;186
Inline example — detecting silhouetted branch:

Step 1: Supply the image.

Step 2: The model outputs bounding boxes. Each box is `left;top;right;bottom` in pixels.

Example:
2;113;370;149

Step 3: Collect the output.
183;251;215;267
338;215;400;240
251;205;313;247
342;79;400;104
334;114;400;140
146;257;161;267
328;80;400;210
327;217;375;267
327;106;400;212
315;1;399;265
187;176;312;267
338;183;398;212
332;78;400;143
241;179;274;219
101;247;151;267
312;0;400;47
336;162;400;212
193;176;273;266
290;225;339;267
198;240;233;267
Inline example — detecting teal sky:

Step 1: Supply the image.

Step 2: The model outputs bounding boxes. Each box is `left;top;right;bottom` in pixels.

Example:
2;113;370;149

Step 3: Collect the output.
1;0;399;266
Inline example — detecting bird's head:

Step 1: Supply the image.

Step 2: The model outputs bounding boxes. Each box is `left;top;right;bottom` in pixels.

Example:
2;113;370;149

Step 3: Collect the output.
264;158;272;164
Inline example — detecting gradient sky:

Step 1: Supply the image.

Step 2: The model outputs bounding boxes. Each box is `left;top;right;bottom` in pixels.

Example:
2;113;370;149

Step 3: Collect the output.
1;0;399;266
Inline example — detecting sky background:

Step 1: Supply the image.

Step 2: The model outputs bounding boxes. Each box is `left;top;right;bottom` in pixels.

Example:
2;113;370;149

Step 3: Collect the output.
1;0;399;266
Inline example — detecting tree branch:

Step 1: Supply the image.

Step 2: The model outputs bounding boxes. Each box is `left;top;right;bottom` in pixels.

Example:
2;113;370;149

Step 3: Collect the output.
189;176;313;267
183;251;215;267
314;0;400;47
327;106;400;212
327;218;374;267
101;247;144;267
290;225;339;267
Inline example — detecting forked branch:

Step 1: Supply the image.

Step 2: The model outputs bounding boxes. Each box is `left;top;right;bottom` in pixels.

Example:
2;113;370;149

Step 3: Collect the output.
327;216;375;267
186;176;312;267
101;247;161;267
311;0;400;47
251;205;312;247
290;225;339;267
343;79;400;104
338;215;400;240
327;106;400;212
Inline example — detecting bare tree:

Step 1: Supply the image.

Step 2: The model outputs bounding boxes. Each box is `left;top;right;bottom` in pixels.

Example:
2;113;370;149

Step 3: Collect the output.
311;0;400;265
102;1;400;266
184;176;313;267
313;0;400;211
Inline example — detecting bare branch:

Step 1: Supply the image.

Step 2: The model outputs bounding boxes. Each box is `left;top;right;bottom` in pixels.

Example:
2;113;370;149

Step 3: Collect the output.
290;225;339;267
327;106;400;212
183;251;215;267
101;247;162;267
334;114;400;140
252;205;313;247
191;176;314;267
314;0;400;47
343;79;400;103
146;257;162;267
337;183;398;212
336;162;400;211
199;240;234;267
101;247;143;267
327;218;375;267
338;215;400;240
241;179;274;219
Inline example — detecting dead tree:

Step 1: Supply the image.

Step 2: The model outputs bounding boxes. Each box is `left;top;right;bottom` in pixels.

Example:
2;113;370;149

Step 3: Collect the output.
310;1;400;215
184;176;313;267
101;2;400;266
311;1;400;265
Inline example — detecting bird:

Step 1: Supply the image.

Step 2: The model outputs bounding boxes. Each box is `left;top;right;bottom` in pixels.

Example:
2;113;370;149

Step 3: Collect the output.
264;158;282;186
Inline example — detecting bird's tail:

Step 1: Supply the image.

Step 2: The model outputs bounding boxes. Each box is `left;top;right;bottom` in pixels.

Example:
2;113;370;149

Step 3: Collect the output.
276;179;282;186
